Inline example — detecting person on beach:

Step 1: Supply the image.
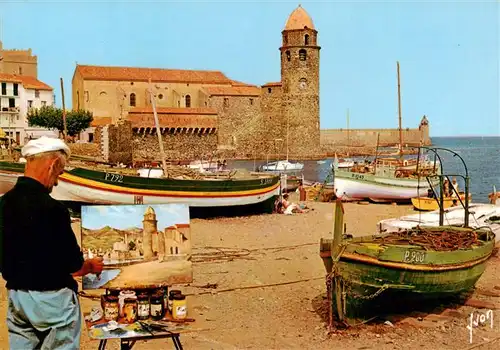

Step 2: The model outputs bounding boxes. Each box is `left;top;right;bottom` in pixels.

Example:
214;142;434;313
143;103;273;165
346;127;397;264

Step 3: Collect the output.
451;177;459;198
0;137;104;350
443;178;451;197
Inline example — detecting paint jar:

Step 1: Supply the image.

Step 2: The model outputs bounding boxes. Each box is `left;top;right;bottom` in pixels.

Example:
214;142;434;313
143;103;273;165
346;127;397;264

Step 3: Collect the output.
150;291;164;320
137;293;150;320
103;295;119;321
123;298;138;323
118;290;136;317
162;287;169;312
168;290;182;314
172;294;187;320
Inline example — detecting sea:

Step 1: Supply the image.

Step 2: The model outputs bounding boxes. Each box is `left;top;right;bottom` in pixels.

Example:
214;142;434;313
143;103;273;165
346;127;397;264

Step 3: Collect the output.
228;137;500;204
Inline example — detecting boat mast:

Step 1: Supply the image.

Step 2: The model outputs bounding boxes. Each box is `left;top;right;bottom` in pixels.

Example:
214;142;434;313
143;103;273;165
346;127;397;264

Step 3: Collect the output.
397;61;403;163
346;108;350;158
286;113;289;162
148;78;168;177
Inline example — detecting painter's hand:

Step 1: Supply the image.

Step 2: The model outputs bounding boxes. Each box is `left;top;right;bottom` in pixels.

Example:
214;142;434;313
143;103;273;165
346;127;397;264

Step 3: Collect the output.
89;257;104;276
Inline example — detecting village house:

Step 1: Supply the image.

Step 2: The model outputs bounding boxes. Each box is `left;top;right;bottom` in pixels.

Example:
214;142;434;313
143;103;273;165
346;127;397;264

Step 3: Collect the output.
0;73;58;145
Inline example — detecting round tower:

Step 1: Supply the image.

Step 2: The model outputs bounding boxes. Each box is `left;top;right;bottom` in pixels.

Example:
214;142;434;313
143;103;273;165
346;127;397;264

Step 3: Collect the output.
280;5;321;156
142;206;157;259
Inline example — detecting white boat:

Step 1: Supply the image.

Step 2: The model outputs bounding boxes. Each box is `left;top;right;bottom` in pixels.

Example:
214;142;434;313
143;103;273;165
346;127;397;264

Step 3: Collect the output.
332;165;438;202
378;203;500;244
260;160;304;172
187;160;221;173
332;62;440;203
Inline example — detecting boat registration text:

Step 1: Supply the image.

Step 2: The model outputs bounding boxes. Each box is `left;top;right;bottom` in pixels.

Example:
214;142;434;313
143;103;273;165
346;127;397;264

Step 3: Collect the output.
105;173;124;183
403;250;426;264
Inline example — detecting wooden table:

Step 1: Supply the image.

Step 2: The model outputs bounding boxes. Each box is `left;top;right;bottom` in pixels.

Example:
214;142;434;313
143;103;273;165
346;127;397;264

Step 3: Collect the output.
85;315;195;350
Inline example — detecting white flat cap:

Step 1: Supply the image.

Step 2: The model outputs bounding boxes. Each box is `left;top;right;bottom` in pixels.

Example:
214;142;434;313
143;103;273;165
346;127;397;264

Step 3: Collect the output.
21;136;71;158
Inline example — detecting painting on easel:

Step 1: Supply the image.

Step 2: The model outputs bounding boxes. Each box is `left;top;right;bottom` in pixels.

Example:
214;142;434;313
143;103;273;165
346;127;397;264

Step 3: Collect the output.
81;204;192;290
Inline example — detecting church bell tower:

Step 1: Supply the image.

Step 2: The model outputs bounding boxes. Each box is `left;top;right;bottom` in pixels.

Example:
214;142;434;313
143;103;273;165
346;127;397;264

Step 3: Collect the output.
280;5;321;155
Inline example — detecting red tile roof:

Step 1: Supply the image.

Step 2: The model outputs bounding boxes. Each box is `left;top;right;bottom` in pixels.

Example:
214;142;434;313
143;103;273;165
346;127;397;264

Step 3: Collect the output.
203;86;261;97
230;80;256;87
262;82;282;87
75;65;232;85
129;107;217;115
0;73;52;90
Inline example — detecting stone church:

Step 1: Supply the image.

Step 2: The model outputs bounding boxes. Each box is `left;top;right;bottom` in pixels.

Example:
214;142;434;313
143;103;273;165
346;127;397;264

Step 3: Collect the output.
75;5;321;159
74;5;428;161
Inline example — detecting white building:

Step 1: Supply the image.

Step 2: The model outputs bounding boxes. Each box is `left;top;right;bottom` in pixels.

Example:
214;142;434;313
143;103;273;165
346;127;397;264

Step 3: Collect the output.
0;73;58;145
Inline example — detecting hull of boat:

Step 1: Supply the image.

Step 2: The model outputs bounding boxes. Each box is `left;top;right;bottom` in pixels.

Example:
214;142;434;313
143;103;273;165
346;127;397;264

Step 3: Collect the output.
320;227;495;323
411;193;471;211
0;162;280;207
334;171;434;202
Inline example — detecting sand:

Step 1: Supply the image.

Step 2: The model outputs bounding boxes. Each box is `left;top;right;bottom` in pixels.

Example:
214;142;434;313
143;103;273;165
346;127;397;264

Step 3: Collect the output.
2;198;500;349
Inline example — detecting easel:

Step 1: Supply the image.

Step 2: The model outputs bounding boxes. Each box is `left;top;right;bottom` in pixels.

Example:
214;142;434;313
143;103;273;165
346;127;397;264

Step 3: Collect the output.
96;330;183;350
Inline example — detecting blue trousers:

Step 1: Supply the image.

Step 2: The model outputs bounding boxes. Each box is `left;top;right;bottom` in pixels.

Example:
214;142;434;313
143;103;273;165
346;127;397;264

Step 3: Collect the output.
7;288;82;350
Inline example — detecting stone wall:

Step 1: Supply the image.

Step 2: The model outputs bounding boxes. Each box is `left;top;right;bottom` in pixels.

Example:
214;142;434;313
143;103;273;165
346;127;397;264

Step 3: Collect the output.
108;121;133;164
208;95;263;157
132;133;217;161
69;143;101;158
320;127;431;148
260;84;284;150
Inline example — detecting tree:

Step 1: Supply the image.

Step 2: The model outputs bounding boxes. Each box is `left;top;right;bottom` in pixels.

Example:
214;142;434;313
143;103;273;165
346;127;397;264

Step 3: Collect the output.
27;106;94;137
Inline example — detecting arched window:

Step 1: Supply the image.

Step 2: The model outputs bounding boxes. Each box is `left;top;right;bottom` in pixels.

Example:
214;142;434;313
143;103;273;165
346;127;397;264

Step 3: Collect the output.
185;94;191;107
130;93;136;107
304;34;309;45
299;49;307;61
286;50;291;62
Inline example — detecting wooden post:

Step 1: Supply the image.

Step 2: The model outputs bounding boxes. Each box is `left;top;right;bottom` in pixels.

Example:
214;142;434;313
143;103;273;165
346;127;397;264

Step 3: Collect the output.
397;61;403;162
332;198;344;259
60;78;67;140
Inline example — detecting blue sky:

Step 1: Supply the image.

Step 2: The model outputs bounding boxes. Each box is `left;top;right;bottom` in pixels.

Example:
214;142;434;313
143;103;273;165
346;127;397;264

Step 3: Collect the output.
81;204;190;230
1;0;498;137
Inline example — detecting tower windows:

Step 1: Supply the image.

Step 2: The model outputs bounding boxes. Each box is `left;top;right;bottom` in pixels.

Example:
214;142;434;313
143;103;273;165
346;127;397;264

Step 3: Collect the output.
268;88;272;93
305;34;309;45
286;50;291;62
130;93;136;107
223;98;229;107
299;49;307;61
185;94;191;107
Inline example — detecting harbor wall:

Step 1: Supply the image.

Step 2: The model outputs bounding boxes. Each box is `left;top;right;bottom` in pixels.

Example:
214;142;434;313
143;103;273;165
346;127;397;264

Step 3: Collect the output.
320;126;430;148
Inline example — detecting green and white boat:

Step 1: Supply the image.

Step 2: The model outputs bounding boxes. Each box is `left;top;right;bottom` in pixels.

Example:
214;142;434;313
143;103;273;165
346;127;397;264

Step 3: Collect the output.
320;199;495;325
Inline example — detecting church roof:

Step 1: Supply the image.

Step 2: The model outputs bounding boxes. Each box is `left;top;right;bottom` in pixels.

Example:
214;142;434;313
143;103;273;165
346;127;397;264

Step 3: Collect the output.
284;5;315;31
145;206;155;215
75;64;232;85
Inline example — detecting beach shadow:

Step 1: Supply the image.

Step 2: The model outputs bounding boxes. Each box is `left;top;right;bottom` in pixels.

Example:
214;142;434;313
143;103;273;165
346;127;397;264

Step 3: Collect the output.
310;289;472;330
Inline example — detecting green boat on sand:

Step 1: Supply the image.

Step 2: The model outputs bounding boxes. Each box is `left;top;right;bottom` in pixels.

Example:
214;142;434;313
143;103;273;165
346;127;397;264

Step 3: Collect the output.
319;199;496;326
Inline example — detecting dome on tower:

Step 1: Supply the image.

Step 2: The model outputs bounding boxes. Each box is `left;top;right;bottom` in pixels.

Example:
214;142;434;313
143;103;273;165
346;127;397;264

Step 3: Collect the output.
284;5;315;31
145;206;155;215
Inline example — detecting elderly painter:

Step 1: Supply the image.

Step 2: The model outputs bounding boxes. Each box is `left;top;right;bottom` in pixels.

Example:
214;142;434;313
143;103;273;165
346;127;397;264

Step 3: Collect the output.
0;137;104;349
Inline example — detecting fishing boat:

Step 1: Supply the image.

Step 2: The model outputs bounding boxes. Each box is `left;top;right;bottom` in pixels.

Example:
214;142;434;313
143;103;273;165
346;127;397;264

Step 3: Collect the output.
260;159;304;172
411;192;471;211
0;161;280;208
319;199;496;325
332;63;439;203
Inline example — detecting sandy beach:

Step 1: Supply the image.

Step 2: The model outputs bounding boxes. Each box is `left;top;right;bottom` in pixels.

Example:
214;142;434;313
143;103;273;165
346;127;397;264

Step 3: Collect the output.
1;197;500;349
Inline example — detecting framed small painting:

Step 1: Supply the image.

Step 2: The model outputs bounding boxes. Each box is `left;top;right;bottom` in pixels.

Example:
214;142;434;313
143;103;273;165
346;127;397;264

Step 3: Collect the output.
81;204;192;290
